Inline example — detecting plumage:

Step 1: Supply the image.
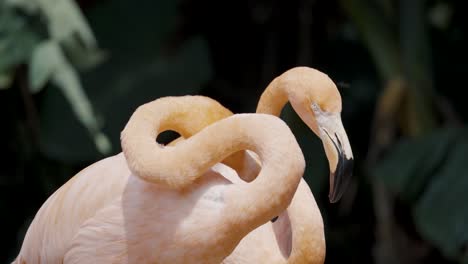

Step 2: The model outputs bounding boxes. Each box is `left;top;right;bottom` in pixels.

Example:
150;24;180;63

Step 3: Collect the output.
222;67;355;263
14;67;354;264
15;97;305;264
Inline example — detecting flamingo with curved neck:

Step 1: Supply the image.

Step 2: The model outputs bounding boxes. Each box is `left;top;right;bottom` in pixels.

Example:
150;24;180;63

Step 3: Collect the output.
172;67;353;202
123;67;354;263
241;66;354;202
14;96;305;263
14;67;354;264
221;67;354;263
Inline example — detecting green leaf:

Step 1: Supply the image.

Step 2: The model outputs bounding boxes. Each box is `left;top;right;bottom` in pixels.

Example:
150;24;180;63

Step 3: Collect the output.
0;7;41;73
39;0;97;48
5;0;39;13
413;135;468;262
30;40;111;156
39;0;212;162
49;47;111;155
29;41;58;92
40;36;213;162
373;128;459;201
7;0;97;48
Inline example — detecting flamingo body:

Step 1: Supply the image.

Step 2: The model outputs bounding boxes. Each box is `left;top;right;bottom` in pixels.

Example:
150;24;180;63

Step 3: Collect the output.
64;164;237;263
17;153;130;263
16;109;306;264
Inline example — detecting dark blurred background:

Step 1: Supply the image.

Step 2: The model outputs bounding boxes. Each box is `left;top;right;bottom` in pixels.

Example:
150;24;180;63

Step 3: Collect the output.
1;0;467;263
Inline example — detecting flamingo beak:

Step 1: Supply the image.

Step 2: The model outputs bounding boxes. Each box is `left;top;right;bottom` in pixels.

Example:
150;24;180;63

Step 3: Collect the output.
315;111;354;203
323;129;354;203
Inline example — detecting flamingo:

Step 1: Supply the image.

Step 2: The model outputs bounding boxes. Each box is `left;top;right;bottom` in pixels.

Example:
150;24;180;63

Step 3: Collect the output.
218;67;354;263
14;96;305;263
14;67;354;263
231;67;353;201
168;67;353;202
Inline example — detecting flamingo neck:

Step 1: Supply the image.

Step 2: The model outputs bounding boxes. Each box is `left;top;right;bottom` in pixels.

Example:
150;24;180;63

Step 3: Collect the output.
121;96;232;188
121;97;305;238
256;72;326;263
284;180;325;264
256;77;290;116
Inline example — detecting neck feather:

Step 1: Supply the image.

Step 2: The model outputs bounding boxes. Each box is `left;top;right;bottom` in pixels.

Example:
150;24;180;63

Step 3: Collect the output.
257;74;325;262
121;96;232;188
257;77;290;116
285;180;325;264
121;97;304;229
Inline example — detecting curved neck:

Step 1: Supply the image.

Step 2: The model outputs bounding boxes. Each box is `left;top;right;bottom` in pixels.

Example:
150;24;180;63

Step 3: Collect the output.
256;76;326;262
207;115;305;235
121;96;305;209
235;161;325;263
256;77;290;116
121;97;305;234
121;96;232;188
285;180;325;264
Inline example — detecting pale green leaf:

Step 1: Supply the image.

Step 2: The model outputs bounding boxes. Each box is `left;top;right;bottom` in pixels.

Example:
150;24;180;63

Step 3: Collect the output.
40;37;213;162
6;0;97;48
0;7;41;73
5;0;39;13
50;55;111;154
93;132;111;157
38;0;96;48
39;0;211;162
28;41;110;155
29;41;59;92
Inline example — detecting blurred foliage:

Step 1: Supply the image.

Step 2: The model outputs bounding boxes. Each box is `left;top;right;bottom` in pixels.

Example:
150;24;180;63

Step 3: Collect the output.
1;0;467;263
1;0;110;153
41;36;212;162
40;0;213;162
375;128;468;262
343;0;467;262
0;1;110;257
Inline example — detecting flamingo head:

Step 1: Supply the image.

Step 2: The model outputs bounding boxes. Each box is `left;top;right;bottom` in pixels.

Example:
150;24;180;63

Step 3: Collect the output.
284;67;354;203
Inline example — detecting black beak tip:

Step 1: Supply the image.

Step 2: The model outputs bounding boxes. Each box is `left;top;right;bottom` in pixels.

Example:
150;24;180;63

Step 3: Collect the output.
328;157;354;203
